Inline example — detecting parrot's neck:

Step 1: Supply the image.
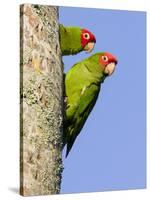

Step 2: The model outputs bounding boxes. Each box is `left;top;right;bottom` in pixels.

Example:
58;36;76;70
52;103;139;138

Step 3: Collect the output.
60;25;83;55
84;59;106;84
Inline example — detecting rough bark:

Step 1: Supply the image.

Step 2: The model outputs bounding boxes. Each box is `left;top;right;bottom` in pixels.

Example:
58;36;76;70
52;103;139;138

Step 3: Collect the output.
20;4;63;196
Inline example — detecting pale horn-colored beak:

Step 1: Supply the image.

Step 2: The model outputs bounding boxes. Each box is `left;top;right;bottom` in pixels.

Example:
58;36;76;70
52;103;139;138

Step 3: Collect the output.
84;42;95;53
104;62;116;76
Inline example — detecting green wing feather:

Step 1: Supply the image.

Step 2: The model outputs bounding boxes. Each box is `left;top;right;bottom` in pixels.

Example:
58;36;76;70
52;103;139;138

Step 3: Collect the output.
63;53;106;157
63;83;100;157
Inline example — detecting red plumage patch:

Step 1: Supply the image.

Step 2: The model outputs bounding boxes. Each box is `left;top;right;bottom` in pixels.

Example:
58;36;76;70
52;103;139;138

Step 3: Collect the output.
81;29;96;47
99;52;118;67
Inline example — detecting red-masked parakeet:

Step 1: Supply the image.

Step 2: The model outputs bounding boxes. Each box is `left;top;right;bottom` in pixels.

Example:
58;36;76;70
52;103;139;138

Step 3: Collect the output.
63;52;118;157
59;24;96;55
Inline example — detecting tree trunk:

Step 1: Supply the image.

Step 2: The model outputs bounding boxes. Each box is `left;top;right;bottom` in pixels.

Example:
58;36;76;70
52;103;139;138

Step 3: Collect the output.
20;4;63;196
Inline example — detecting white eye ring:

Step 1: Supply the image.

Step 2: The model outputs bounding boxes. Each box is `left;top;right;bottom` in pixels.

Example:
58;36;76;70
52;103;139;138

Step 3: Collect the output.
83;33;90;40
102;55;108;62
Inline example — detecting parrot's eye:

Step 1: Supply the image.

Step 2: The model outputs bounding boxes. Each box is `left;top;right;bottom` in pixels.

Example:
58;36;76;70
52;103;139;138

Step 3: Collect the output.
102;55;108;62
83;33;90;40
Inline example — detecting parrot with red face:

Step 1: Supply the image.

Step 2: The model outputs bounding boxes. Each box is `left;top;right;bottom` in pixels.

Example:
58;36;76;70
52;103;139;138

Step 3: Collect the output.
59;24;96;55
63;52;118;157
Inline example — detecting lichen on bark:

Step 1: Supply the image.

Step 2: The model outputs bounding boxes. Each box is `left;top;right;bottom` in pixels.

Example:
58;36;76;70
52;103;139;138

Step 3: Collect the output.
20;4;63;196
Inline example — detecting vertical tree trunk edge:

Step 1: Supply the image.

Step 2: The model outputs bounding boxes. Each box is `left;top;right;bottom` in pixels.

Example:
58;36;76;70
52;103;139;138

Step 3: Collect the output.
20;4;63;196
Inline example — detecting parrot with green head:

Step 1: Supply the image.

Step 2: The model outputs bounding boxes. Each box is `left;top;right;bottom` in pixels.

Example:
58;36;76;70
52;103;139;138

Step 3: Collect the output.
59;24;96;55
63;52;118;157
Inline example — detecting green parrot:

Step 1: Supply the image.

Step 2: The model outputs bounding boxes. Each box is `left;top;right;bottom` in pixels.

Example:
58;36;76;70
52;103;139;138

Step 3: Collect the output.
59;24;96;55
63;52;118;157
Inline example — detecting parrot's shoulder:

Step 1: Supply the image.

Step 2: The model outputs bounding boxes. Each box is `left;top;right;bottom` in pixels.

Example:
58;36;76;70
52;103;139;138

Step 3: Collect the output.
65;62;84;80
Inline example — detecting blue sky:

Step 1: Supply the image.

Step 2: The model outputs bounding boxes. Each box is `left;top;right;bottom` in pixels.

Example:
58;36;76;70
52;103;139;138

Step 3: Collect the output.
59;7;146;194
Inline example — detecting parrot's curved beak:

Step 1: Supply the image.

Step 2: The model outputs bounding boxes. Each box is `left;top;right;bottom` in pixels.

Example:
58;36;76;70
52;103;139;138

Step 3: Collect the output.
84;42;95;53
104;62;117;76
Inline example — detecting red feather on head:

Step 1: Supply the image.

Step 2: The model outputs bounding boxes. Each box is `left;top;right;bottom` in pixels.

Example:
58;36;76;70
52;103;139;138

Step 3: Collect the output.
99;52;118;66
81;29;96;47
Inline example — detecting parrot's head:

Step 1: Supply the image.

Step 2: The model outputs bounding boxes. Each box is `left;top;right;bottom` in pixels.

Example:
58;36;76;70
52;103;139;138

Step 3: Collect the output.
99;52;118;76
81;29;96;53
